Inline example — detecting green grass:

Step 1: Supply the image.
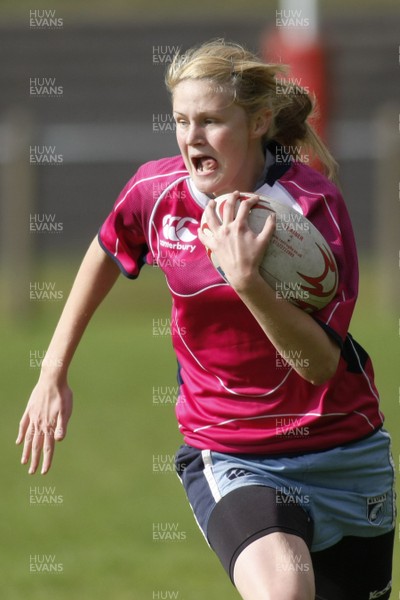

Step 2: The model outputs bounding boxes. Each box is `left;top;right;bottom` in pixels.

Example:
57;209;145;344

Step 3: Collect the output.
1;265;237;599
1;261;399;599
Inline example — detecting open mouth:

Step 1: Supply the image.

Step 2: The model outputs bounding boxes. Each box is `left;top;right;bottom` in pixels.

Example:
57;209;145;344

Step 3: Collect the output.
192;155;218;174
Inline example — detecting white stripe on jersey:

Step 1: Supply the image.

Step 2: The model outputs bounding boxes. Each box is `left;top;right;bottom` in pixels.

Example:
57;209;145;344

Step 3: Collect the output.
282;179;342;235
148;174;190;257
111;170;187;260
174;306;293;398
193;411;349;434
348;336;384;423
165;278;229;298
113;170;188;212
324;298;342;328
113;237;119;258
353;411;378;430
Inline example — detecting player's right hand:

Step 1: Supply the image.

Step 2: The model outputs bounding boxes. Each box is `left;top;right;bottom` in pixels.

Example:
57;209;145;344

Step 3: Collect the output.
16;379;73;475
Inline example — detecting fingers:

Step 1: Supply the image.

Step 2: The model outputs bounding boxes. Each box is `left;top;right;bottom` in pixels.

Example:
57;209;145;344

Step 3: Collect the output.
16;411;30;445
21;423;35;466
260;212;276;247
203;198;218;228
198;199;218;248
21;424;44;474
236;195;276;250
205;192;271;237
17;382;73;475
202;192;251;235
41;432;56;475
54;411;68;441
220;191;241;224
28;429;46;475
19;417;65;475
19;424;53;475
235;193;260;221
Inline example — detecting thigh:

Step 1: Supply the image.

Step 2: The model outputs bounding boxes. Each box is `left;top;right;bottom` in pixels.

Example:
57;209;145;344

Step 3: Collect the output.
175;444;314;581
311;529;395;600
233;532;315;600
206;484;314;583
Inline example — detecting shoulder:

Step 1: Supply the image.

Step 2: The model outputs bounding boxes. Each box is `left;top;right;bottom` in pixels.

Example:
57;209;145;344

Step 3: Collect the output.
114;155;188;209
133;155;188;183
265;141;344;214
112;155;189;216
279;161;341;202
278;162;351;234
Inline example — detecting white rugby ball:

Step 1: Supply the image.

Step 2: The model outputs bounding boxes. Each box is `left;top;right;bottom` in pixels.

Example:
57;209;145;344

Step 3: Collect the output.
200;193;338;312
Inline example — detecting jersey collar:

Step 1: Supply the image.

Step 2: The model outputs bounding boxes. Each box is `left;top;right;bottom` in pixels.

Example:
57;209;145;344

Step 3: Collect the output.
185;140;292;207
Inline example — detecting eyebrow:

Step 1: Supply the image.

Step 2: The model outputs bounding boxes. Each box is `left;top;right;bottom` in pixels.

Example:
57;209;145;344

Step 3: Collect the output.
172;108;228;117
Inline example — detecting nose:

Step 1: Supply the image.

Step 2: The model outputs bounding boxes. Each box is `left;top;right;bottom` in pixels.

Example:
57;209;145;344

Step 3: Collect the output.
185;122;204;145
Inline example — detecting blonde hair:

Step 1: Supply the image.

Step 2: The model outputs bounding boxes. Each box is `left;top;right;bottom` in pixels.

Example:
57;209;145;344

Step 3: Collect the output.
165;39;337;181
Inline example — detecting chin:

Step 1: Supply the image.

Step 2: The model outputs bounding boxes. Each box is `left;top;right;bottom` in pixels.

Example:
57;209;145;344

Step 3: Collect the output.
199;179;231;196
193;179;218;195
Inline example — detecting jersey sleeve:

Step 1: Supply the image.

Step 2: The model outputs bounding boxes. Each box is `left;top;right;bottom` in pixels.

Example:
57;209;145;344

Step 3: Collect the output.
98;171;150;279
309;187;359;347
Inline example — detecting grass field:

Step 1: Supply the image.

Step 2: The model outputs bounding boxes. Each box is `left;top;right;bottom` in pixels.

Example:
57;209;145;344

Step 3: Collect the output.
1;260;399;599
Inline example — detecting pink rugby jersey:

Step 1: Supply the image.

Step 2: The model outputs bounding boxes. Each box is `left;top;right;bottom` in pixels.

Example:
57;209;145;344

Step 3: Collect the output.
98;142;384;455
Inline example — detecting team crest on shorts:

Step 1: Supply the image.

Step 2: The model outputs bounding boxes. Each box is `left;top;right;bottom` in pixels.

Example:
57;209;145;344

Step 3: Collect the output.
366;493;387;525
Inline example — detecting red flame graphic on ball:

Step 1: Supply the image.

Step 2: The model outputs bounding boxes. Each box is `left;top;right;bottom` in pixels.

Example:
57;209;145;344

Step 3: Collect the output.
294;243;338;311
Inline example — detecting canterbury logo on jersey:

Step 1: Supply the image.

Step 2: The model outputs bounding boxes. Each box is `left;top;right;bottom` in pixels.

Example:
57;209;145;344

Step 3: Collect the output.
159;215;199;254
162;215;198;242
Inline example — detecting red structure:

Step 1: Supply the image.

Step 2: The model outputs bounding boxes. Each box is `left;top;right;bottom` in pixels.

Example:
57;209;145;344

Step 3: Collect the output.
261;14;328;142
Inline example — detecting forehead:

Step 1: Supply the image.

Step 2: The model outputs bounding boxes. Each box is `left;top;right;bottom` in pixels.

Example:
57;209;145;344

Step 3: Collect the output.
172;79;235;114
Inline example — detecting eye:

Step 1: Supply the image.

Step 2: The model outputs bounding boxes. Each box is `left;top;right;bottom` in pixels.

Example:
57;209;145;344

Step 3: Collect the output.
173;114;187;125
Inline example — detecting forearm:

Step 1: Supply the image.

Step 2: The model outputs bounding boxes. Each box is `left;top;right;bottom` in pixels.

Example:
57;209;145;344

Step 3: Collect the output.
16;236;120;474
199;194;340;385
41;236;120;381
235;273;340;385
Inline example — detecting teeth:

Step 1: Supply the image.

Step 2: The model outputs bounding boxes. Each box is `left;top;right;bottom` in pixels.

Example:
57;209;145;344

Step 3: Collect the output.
195;157;217;173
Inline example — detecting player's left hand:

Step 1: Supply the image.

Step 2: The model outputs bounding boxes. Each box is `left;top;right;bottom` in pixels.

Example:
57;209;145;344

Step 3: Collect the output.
198;191;276;292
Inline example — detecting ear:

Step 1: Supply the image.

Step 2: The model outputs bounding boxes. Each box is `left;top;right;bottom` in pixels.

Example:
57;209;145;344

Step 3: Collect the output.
250;108;272;139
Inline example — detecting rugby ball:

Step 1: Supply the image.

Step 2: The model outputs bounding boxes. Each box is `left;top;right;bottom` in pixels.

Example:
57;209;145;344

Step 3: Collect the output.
200;193;338;312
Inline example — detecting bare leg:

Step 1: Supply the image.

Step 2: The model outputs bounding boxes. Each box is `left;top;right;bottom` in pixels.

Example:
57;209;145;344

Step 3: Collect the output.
233;532;315;600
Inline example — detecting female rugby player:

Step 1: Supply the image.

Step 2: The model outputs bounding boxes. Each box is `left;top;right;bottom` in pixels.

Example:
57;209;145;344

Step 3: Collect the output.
17;40;395;600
